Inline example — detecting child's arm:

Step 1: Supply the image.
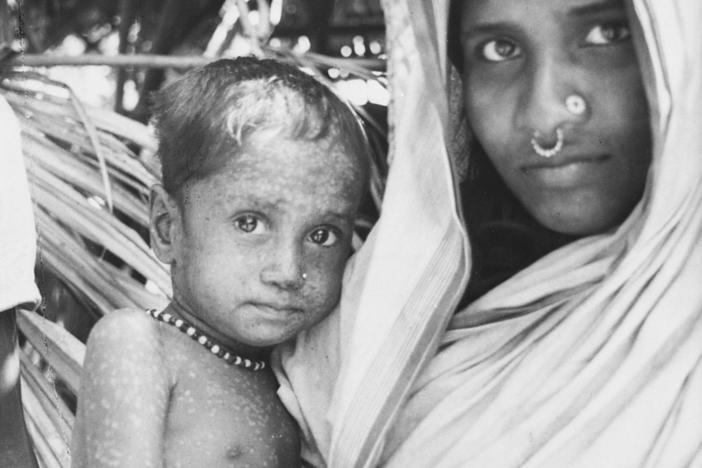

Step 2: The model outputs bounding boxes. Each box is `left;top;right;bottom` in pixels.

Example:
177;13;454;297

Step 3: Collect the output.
71;309;171;468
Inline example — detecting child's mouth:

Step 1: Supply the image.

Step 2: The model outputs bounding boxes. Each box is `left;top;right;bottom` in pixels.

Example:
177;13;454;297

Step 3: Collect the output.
250;302;303;318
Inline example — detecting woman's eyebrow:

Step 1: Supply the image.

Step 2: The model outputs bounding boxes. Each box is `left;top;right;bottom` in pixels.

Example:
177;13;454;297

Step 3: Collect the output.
461;21;513;39
568;0;625;17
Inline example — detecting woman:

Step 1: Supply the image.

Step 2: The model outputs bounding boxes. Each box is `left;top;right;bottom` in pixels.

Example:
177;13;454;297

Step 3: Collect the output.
275;0;702;466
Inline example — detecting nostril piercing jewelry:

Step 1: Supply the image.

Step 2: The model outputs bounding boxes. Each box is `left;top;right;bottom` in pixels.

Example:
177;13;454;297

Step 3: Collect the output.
565;94;587;115
531;127;564;158
301;272;308;281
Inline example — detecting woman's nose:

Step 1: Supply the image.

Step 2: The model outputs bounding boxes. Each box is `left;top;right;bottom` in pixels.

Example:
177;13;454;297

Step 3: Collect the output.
516;56;589;136
259;238;305;291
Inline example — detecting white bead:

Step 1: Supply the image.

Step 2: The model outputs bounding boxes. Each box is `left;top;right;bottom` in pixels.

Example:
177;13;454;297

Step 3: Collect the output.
211;345;220;354
174;319;183;327
186;327;196;336
198;336;208;345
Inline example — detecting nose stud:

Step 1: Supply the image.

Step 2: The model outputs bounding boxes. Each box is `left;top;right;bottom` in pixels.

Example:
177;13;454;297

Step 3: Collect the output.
260;266;306;289
565;94;587;116
531;127;564;158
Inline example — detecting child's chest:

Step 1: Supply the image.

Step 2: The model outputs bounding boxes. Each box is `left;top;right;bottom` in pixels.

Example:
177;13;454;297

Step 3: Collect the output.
163;352;300;467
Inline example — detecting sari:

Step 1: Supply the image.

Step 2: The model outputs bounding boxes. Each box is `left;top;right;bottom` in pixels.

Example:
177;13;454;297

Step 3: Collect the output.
274;1;702;466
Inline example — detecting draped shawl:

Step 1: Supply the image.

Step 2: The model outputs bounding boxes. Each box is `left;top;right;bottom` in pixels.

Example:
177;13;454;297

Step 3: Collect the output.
274;1;702;466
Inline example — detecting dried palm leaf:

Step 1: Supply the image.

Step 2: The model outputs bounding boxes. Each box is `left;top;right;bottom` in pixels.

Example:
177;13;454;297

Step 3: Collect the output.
2;71;170;321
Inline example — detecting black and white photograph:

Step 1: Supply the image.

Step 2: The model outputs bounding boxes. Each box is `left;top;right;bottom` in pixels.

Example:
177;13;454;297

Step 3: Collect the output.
0;0;700;466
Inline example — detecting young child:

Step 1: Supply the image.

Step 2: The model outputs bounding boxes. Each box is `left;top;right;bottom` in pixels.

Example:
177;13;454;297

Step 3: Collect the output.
71;57;369;467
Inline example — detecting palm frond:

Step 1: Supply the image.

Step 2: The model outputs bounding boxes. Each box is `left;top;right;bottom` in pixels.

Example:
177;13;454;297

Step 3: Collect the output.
2;72;170;319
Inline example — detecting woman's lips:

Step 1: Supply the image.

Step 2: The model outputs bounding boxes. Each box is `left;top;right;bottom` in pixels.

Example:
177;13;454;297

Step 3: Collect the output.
521;153;611;188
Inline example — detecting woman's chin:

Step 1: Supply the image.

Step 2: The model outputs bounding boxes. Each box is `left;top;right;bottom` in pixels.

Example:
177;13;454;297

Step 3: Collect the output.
516;182;643;237
528;203;628;237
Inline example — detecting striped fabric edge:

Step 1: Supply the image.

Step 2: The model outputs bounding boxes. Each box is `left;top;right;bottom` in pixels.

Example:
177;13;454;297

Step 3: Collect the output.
329;225;468;467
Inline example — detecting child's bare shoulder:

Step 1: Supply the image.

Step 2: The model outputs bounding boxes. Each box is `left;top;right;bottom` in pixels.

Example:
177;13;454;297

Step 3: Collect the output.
88;308;157;344
73;309;172;467
84;308;166;376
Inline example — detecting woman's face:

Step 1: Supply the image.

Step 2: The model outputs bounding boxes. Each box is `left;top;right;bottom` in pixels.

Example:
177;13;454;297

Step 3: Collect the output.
460;0;652;235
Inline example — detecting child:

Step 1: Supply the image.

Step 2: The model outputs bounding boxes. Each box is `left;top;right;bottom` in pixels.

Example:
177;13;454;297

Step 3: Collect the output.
71;57;369;467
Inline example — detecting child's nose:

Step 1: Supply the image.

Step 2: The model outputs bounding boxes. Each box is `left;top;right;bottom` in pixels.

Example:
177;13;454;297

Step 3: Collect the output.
259;241;305;291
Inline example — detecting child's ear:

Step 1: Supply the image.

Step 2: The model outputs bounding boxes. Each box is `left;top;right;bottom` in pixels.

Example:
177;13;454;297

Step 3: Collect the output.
149;184;181;264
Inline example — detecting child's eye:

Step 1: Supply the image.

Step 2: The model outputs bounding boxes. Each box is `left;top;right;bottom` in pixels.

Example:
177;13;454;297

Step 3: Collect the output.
584;22;631;45
479;38;521;62
234;214;264;234
307;227;340;247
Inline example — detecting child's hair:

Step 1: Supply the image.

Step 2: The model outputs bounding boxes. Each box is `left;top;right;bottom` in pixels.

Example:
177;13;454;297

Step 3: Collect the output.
151;57;370;198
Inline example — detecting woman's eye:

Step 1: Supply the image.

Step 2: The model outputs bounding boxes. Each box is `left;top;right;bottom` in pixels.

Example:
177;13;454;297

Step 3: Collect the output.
584;22;631;45
307;227;340;247
479;38;521;62
234;214;264;234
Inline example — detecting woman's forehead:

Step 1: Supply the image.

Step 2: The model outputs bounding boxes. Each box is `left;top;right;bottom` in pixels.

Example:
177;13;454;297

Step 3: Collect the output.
461;0;627;25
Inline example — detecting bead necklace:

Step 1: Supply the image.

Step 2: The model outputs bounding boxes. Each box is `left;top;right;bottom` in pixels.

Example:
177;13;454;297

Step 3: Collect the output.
145;308;267;371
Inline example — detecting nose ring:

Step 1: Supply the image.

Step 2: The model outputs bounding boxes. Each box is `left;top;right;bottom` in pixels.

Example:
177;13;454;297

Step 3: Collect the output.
531;127;564;158
301;272;307;281
565;94;587;116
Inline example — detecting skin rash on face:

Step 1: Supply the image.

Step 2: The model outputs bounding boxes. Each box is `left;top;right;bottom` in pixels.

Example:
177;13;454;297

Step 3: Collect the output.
460;0;652;235
167;132;364;352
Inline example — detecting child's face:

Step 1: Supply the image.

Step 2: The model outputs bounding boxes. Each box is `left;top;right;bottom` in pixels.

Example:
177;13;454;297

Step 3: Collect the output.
169;133;363;348
460;0;652;235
